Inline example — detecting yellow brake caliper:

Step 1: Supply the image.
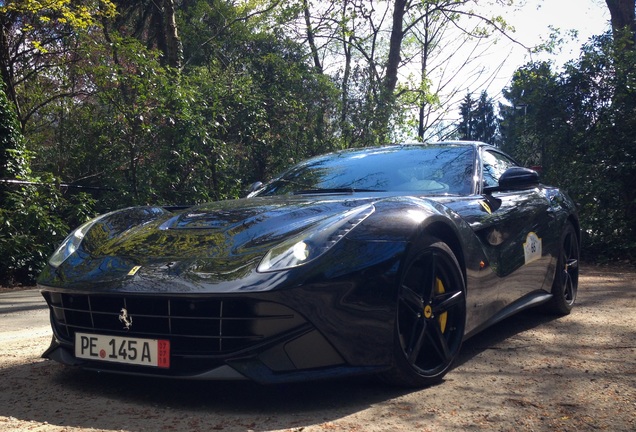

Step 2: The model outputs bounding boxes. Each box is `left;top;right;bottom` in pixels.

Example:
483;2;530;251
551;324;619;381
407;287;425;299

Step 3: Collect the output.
422;277;448;333
436;277;448;333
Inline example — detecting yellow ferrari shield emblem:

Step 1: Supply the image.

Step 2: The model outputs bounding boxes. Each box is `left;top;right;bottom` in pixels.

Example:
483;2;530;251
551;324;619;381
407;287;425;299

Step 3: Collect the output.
127;265;142;276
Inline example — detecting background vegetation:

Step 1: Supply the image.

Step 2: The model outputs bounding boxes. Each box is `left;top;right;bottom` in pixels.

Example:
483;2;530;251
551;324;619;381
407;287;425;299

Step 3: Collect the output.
1;0;634;285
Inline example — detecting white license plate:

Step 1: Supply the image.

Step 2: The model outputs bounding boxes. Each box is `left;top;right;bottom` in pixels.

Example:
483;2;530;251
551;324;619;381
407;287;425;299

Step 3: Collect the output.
75;332;170;368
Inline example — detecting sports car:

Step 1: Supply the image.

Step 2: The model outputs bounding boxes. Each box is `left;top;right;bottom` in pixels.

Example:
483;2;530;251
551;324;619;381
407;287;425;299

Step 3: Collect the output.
38;141;580;387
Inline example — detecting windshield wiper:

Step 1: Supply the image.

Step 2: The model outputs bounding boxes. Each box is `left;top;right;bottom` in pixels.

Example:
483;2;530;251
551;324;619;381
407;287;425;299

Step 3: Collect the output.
292;188;385;195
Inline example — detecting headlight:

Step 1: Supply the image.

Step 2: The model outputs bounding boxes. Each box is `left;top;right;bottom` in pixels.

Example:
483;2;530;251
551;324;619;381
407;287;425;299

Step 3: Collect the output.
257;204;374;272
48;213;111;268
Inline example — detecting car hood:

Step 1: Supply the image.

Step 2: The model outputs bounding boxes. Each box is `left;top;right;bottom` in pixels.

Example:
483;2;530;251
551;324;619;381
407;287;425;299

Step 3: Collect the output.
41;195;388;289
100;195;377;257
164;195;365;235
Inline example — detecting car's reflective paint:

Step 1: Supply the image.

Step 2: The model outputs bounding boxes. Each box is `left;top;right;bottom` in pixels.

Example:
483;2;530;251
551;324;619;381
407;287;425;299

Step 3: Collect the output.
38;142;579;385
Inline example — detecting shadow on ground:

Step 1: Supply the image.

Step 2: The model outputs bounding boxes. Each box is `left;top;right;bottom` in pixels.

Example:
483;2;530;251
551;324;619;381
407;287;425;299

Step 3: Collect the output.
0;307;557;431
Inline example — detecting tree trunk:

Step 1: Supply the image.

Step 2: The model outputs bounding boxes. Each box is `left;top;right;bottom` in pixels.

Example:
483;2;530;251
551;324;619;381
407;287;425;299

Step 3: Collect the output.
0;19;21;131
303;0;323;73
375;0;407;143
605;0;636;42
163;0;183;69
340;0;352;146
418;10;432;140
384;0;406;98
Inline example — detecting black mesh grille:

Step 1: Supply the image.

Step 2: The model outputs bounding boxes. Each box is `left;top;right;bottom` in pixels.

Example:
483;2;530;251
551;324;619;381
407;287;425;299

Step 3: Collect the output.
43;292;305;356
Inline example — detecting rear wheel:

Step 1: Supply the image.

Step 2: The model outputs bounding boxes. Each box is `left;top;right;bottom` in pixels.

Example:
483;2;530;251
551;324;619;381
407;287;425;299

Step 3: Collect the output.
546;223;579;315
382;238;466;387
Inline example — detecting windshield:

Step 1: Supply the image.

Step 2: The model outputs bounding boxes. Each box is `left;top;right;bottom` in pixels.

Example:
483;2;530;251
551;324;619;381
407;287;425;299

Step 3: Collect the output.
256;145;475;196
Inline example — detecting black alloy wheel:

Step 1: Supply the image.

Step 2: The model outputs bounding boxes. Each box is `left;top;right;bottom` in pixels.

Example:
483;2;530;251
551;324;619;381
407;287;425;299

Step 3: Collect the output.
546;223;579;315
383;237;466;387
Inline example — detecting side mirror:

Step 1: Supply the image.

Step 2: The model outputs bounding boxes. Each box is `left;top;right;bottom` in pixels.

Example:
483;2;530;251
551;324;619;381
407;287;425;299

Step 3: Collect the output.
485;167;540;193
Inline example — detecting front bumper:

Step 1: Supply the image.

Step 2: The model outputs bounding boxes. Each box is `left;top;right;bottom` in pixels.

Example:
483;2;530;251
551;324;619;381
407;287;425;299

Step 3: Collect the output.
39;238;405;383
40;288;392;383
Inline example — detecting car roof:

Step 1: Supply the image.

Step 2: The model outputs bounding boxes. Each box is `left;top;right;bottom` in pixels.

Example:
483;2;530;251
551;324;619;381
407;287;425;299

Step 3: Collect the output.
294;141;504;168
384;140;495;150
430;140;489;147
342;141;492;152
305;141;493;163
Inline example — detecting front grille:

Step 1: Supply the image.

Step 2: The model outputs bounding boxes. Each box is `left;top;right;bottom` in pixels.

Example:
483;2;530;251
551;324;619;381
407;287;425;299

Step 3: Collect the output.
43;292;306;357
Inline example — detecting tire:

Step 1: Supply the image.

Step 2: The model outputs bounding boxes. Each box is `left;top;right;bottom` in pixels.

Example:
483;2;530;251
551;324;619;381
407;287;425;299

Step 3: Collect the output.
545;223;579;315
382;237;466;387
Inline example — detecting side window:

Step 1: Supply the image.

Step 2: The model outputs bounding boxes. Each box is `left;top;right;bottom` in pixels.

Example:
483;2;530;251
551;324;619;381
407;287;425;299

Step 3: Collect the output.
482;150;517;188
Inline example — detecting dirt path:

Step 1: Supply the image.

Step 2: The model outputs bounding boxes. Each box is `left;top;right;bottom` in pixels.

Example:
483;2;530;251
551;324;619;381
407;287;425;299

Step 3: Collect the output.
1;267;635;431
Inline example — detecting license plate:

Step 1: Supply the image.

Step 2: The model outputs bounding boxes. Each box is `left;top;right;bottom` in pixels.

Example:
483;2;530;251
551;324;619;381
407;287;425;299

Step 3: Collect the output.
75;332;170;368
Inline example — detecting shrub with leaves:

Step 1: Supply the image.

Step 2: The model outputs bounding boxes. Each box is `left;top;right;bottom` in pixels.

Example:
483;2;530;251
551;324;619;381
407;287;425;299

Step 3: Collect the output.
500;32;636;263
0;181;96;285
1;86;95;285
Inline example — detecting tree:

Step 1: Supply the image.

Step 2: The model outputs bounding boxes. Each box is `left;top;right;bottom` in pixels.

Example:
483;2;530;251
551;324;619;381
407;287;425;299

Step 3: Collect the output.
500;33;636;261
23;0;339;207
104;0;183;68
474;91;498;144
376;0;521;142
457;91;498;144
289;0;521;145
0;1;112;285
560;32;636;259
499;61;563;168
0;0;116;130
1;82;95;285
0;84;29;183
605;0;636;43
457;92;476;140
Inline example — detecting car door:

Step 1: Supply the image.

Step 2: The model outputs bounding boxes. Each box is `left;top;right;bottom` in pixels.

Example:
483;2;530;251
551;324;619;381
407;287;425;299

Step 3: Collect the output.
475;148;555;307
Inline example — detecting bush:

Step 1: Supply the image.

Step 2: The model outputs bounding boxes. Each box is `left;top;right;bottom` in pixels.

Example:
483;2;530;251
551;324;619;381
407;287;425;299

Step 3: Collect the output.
2;86;96;286
0;178;96;286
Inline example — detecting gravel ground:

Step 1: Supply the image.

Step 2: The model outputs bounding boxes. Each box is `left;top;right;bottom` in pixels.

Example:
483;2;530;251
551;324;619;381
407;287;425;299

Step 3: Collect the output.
1;266;635;431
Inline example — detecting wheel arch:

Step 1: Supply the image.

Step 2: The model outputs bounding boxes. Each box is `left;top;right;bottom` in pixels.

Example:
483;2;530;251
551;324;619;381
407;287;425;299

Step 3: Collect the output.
363;197;469;287
419;220;467;289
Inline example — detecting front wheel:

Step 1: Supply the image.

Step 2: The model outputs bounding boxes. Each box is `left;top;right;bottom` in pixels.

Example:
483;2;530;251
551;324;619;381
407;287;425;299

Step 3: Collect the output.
382;238;466;387
545;223;579;315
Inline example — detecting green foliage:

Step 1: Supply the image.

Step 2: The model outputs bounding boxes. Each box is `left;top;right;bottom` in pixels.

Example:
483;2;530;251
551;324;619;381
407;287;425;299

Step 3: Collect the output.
1;0;116;31
498;61;564;169
1;86;30;180
457;91;498;144
0;179;95;286
500;32;636;262
561;31;636;260
31;29;338;210
2;84;96;285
